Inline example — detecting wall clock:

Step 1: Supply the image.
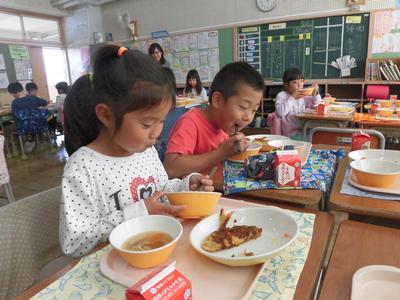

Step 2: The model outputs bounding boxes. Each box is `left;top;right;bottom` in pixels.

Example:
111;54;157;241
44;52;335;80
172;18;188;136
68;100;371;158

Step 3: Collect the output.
256;0;279;12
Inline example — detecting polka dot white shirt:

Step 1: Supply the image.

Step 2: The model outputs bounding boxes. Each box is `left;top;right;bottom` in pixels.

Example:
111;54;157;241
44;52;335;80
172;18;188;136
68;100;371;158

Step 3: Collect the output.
60;146;191;257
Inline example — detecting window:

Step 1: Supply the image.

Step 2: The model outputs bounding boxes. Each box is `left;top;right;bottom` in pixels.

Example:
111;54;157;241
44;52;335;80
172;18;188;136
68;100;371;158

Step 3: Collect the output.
23;17;60;42
0;10;61;45
0;12;23;40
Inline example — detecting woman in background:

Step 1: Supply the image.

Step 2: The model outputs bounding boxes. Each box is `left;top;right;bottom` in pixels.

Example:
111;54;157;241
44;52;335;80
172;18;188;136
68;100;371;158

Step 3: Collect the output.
148;43;170;68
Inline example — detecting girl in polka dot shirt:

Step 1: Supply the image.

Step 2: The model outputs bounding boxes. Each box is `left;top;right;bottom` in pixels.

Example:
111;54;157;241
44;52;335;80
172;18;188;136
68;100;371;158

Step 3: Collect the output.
60;46;213;257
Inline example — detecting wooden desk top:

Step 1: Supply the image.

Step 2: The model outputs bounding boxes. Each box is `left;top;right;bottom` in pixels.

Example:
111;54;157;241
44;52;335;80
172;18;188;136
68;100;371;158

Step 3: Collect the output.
319;220;400;300
353;113;400;128
329;156;400;221
0;108;12;117
16;202;334;300
296;112;354;122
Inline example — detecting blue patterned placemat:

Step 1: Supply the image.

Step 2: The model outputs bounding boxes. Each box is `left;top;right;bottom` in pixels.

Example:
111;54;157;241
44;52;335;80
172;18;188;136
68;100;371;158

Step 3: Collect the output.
223;149;345;195
340;167;400;200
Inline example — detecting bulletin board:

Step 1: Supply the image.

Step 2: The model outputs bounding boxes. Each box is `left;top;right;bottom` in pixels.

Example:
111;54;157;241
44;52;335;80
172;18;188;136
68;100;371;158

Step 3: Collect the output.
371;9;400;58
125;28;233;84
0;44;32;89
237;13;369;80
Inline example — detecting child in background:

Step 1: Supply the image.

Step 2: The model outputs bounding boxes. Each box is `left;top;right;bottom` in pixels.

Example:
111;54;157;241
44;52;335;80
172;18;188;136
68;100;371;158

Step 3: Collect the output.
183;69;208;101
25;82;39;97
8;82;48;114
61;46;213;257
164;62;265;179
54;81;69;125
275;68;321;139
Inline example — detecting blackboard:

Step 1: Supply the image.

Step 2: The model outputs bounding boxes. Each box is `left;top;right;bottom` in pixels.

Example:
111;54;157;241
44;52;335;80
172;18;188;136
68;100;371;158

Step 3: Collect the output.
238;13;369;80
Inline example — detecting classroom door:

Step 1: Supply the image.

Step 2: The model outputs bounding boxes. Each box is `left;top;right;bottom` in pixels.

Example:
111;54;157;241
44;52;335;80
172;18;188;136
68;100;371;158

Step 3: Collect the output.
29;47;50;100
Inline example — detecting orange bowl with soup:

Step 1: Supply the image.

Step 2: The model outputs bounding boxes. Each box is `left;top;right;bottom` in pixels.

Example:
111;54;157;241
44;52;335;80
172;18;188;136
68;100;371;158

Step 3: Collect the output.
350;159;400;188
109;215;182;268
377;108;395;118
228;142;262;162
166;191;221;218
267;140;306;157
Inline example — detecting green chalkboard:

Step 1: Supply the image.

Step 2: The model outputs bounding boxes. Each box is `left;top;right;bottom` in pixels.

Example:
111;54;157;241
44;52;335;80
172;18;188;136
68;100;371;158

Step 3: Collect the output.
0;44;17;85
238;13;369;80
218;27;234;68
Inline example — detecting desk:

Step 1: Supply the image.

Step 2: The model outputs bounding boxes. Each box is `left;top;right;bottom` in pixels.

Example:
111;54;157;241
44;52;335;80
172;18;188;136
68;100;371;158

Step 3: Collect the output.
329;156;400;221
318;220;400;300
216;144;343;210
297;112;353;140
16;200;334;300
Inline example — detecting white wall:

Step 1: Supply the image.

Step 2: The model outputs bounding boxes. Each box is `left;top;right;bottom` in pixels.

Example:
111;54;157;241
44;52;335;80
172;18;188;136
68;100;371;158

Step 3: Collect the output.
0;0;65;16
101;0;352;41
101;0;398;41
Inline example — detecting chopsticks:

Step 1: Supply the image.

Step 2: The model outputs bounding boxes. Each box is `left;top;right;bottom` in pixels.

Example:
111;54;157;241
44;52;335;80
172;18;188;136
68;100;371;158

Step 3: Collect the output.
208;166;218;178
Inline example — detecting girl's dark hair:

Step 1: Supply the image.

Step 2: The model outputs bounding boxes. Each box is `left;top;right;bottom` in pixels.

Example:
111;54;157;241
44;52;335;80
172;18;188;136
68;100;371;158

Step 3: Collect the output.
148;43;166;65
209;62;265;104
282;68;304;84
55;81;69;94
64;45;175;156
185;69;202;95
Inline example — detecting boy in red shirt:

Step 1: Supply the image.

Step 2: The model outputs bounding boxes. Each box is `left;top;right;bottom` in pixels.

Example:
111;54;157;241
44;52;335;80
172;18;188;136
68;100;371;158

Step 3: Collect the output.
164;62;265;179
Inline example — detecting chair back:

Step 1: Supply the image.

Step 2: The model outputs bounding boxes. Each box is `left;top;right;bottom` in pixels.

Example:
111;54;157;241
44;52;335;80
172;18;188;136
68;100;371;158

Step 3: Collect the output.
0;135;10;185
14;109;49;135
309;127;385;149
0;186;62;299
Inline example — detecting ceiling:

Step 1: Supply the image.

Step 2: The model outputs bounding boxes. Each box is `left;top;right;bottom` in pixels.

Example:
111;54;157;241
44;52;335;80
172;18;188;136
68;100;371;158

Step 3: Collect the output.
50;0;119;9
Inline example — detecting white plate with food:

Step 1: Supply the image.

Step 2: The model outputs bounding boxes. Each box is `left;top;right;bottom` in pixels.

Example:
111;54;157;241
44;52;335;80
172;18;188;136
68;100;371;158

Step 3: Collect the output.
247;134;291;152
351;265;400;300
190;207;298;267
267;140;312;166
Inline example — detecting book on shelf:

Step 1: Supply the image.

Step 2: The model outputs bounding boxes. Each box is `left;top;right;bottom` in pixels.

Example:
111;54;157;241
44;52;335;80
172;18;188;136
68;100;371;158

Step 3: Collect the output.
368;60;400;81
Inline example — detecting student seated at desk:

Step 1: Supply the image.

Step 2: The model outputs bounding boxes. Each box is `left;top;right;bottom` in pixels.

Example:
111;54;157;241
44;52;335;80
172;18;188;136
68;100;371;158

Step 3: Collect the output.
183;69;208;101
164;62;265;179
60;46;213;257
275;68;321;139
8;82;48;114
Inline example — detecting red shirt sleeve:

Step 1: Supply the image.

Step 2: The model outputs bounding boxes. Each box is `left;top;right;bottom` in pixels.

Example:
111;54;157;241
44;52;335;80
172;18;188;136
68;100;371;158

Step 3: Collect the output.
166;116;198;155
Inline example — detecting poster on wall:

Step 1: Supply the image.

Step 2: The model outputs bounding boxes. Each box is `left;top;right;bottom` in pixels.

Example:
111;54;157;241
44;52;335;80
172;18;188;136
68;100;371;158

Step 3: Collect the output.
129;30;220;84
372;9;400;56
0;70;9;89
0;54;5;70
8;45;30;59
14;59;32;81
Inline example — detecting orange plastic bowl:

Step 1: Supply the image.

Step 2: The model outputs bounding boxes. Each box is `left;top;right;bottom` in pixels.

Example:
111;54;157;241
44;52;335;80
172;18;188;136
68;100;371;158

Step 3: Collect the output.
379;100;393;108
109;215;182;268
228;142;262;162
351;159;400;188
299;87;314;96
167;191;221;218
267;140;306;157
377;108;394;117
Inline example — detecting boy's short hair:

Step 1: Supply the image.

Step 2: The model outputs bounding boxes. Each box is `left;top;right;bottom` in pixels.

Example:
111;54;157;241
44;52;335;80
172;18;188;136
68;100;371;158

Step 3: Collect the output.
25;82;38;92
7;82;23;94
209;62;265;104
282;68;304;84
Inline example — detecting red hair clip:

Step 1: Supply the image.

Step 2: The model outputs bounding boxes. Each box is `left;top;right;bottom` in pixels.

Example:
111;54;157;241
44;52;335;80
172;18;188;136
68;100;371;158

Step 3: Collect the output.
117;46;128;57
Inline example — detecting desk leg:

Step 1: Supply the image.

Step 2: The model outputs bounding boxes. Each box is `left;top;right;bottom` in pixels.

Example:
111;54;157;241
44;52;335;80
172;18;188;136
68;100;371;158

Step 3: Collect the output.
0;117;12;158
303;120;310;141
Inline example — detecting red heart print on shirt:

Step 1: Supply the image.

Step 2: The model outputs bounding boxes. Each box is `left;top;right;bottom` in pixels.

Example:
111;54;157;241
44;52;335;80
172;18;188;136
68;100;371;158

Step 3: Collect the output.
129;176;156;202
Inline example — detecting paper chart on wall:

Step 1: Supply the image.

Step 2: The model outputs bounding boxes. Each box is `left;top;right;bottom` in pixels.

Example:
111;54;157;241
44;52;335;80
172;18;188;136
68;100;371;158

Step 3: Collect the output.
14;59;32;81
372;8;400;55
0;54;5;70
131;30;220;84
0;70;9;89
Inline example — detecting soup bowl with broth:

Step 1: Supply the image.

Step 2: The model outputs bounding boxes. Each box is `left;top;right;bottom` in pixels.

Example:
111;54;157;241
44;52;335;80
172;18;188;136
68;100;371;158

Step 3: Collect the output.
109;215;183;268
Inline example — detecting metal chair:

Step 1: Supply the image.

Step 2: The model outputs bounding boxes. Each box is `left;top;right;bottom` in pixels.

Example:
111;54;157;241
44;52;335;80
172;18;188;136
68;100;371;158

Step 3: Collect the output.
309;127;385;149
0;186;63;299
13;109;54;159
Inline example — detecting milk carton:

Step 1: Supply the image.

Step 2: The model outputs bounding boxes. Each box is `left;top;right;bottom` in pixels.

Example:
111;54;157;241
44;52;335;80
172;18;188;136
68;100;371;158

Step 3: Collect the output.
274;150;301;188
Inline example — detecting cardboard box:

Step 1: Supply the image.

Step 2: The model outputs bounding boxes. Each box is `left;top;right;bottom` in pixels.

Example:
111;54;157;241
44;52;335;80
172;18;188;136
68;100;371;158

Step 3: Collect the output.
126;262;192;300
351;132;371;151
274;150;301;188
